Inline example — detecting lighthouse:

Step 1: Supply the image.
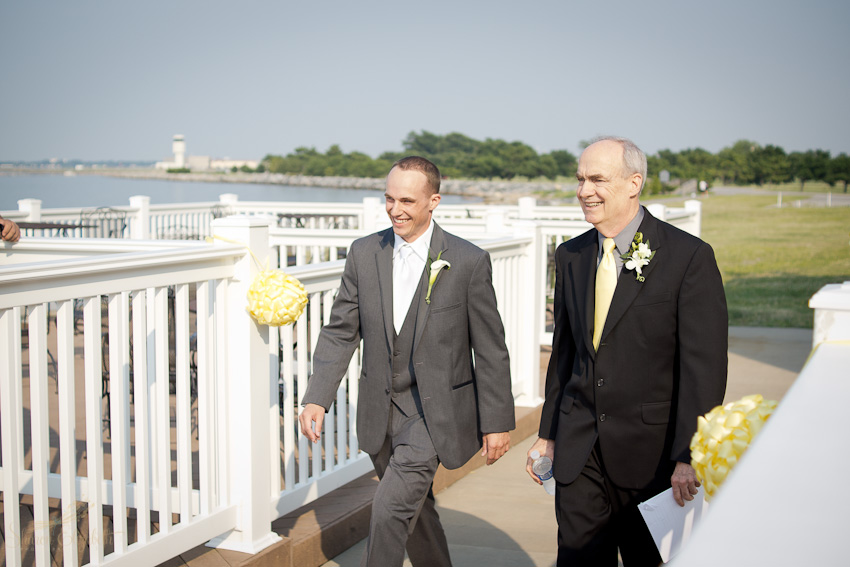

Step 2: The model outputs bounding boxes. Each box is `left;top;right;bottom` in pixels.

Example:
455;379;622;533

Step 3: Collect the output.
172;134;186;168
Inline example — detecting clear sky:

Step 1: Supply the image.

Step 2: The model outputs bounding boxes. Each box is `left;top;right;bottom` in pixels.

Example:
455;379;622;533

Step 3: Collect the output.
1;0;847;162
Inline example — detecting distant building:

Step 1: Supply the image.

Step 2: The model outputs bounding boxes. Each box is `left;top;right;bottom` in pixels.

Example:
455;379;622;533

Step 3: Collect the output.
155;135;257;171
210;158;260;171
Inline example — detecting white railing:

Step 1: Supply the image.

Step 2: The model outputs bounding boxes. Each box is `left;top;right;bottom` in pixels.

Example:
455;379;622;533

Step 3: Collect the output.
0;215;545;566
672;281;850;565
0;196;704;566
0;238;245;567
3;194;703;245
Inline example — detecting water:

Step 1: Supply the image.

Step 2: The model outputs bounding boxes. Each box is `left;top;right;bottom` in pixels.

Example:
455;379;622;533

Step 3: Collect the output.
0;172;480;211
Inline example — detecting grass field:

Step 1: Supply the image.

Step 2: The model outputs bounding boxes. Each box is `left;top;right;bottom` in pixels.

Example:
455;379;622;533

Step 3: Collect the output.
655;195;850;328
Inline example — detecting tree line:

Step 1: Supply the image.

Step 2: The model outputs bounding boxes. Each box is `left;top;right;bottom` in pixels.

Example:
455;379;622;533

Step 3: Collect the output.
262;132;850;192
262;131;576;181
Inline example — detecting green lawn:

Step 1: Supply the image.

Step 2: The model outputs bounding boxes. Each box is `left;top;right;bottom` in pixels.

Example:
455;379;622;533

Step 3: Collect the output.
655;195;850;328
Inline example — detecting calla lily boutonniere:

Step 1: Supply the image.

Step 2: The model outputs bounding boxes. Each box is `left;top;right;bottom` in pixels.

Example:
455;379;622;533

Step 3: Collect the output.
425;250;450;304
620;232;655;282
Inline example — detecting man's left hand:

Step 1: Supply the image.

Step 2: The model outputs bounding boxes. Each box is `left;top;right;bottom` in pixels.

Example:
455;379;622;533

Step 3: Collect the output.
481;432;510;465
671;461;700;506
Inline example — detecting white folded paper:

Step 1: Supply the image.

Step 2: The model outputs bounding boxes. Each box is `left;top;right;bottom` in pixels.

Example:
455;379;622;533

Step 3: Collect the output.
638;486;709;563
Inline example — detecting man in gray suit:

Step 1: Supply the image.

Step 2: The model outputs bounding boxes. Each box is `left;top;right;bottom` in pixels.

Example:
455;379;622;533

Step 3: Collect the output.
299;156;515;567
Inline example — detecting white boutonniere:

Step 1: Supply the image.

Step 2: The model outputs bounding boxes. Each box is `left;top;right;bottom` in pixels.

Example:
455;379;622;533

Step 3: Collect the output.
426;250;450;304
620;232;655;282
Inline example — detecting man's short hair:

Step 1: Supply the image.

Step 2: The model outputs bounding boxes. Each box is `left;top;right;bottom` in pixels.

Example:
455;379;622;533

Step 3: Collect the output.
592;136;647;191
391;156;441;194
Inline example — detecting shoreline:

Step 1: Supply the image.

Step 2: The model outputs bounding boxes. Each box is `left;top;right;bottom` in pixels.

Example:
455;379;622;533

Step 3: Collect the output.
1;168;578;204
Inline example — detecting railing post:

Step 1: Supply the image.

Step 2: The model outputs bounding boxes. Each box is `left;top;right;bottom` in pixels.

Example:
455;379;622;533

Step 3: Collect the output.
129;195;150;239
809;281;850;347
18;198;42;221
362;197;382;232
512;220;544;406
485;208;508;236
207;216;281;553
647;203;666;221
518;196;536;219
684;199;702;237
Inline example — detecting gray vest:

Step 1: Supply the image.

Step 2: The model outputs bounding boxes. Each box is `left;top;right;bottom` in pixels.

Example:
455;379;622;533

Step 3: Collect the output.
391;270;426;417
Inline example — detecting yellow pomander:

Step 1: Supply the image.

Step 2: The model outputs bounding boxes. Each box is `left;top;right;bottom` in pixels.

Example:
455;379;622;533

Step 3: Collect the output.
246;270;308;326
690;394;777;500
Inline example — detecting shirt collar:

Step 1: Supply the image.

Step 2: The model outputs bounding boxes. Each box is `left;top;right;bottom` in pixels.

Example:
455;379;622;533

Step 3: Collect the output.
394;219;435;262
598;206;645;257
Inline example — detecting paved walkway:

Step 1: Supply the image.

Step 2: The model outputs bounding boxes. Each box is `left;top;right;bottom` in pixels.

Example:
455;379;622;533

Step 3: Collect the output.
321;327;814;567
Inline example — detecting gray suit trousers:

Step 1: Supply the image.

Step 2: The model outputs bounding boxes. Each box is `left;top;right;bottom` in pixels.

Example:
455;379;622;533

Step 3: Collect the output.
361;405;452;567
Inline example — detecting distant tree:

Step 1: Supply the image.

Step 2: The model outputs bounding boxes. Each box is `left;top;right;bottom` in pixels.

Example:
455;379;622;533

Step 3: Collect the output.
466;154;503;179
403;130;443;156
546;150;578;178
716;140;759;184
750;145;792;185
378;151;404;163
790;149;830;191
827;153;850;193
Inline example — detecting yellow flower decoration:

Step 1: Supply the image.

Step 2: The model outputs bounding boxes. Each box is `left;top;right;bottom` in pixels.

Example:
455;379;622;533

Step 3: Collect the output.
246;270;308;326
690;394;777;500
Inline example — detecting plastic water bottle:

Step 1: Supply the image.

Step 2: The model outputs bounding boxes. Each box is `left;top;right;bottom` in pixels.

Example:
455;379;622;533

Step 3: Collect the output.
530;450;556;495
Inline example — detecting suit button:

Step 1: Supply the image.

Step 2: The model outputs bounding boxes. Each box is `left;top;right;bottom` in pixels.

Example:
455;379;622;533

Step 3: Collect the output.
599;413;607;422
393;351;400;357
596;379;604;387
385;388;390;395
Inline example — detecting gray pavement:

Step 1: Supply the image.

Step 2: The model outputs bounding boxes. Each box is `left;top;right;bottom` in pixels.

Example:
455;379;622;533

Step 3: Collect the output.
321;326;813;567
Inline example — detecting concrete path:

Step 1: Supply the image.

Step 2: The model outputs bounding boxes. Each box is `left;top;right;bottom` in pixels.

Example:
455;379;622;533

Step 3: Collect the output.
321;327;813;567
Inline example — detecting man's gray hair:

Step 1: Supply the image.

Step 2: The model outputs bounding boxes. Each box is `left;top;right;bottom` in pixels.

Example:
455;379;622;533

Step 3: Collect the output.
591;136;647;191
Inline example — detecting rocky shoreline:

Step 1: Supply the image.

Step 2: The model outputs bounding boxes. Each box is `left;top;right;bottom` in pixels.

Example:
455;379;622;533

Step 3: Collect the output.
12;168;578;204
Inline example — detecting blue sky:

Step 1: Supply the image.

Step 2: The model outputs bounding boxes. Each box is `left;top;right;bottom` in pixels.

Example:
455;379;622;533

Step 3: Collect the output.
1;0;848;162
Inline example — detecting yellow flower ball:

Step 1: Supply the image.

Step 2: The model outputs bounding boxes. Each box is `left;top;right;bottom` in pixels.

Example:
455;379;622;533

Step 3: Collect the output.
690;394;777;500
246;270;308;326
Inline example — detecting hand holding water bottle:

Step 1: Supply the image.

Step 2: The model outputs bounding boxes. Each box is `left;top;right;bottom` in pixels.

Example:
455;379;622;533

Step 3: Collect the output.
526;438;556;495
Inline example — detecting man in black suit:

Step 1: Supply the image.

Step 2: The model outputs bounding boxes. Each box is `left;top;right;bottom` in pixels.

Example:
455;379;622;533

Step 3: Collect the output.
526;137;727;566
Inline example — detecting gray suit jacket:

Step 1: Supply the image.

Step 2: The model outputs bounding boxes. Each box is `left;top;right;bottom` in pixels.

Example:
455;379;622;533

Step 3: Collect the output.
303;223;515;469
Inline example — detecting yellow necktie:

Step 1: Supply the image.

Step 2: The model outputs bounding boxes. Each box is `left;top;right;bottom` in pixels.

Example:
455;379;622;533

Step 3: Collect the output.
593;238;617;351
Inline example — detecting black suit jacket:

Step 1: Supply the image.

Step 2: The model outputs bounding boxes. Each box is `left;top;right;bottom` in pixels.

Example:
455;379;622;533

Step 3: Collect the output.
539;208;728;489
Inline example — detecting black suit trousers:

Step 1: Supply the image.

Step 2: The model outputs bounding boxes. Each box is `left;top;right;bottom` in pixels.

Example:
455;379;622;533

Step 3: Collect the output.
555;442;665;567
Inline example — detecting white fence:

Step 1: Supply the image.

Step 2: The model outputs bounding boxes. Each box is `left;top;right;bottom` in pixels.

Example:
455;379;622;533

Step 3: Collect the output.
673;281;850;565
0;196;704;566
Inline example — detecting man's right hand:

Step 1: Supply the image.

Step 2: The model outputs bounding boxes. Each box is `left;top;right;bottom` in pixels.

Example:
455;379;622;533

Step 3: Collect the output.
299;403;325;443
526;437;555;485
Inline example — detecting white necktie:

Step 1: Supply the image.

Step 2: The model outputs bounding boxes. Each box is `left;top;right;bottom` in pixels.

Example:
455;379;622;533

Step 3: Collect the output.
393;244;419;333
593;238;617;351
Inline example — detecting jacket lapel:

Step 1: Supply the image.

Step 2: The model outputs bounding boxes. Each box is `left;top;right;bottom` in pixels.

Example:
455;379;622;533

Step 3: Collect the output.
412;223;448;355
376;228;395;348
600;209;663;343
572;232;599;361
